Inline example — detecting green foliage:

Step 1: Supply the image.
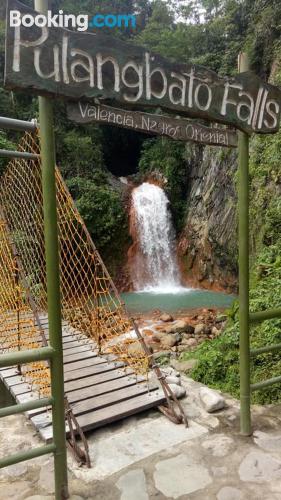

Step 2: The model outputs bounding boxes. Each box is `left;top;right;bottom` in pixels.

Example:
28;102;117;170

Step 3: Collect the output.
183;70;281;403
67;176;129;275
138;137;188;232
56;127;105;180
0;131;16;175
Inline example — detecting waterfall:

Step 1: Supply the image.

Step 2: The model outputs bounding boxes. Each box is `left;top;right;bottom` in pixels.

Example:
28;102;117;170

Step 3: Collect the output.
130;182;182;292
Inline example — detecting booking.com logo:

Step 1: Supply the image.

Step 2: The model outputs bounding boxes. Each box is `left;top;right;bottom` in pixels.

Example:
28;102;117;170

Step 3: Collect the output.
9;10;137;32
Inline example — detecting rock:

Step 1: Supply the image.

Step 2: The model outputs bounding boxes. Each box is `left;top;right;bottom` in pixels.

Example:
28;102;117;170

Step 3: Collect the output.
217;486;242;500
154;454;212;498
39;461;55;494
202;434;234;457
176;345;189;353
142;329;154;336
2;481;31;499
153;350;170;360
151;332;163;342
144;337;160;351
154;325;166;331
161;333;180;348
171;359;198;372
24;497;54;500
184;324;195;334
174;332;182;343
194;323;205;335
165;375;181;386
161;366;180;377
1;462;28;478
183;338;198;347
165;320;189;334
253;430;281;451
212;467;227;477
68;478;93;498
167;383;186;398
117;469;149;500
239;451;281;482
159;313;173;322
199;387;225;413
197;336;206;344
182;333;193;340
212;326;220;336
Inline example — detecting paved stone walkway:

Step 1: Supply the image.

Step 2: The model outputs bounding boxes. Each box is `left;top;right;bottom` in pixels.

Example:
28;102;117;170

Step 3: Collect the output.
1;375;281;499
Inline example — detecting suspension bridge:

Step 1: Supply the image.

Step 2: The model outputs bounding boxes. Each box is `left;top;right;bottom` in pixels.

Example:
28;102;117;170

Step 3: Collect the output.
0;131;185;459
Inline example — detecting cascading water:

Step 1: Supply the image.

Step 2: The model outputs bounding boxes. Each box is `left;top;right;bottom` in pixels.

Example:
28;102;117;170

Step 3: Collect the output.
130;182;183;292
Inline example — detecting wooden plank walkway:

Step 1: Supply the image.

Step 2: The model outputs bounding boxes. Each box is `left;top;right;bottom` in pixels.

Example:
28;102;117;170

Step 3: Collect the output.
0;315;165;442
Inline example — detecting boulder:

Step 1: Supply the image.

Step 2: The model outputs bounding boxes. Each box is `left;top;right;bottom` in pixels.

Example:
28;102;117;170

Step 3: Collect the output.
199;387;225;413
185;324;195;334
171;358;198;372
182;333;192;340
165;375;181;386
204;326;212;335
183;338;197;347
159;313;174;322
167;383;186;399
194;323;205;335
152;332;165;342
161;366;180;377
177;345;190;353
165;320;189;334
212;326;220;336
142;328;154;336
161;334;179;348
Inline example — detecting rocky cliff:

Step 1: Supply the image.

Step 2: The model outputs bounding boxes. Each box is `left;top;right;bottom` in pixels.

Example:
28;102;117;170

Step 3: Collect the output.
111;139;239;294
178;145;238;293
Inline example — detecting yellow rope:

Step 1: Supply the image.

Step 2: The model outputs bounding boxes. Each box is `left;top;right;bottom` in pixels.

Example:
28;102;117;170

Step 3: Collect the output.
0;131;149;398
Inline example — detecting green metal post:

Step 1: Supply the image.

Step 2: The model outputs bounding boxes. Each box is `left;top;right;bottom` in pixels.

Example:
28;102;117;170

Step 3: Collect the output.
35;1;68;497
238;52;251;436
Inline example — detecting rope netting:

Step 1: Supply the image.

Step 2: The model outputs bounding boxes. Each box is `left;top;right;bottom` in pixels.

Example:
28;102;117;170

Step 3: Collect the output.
0;131;149;395
0;214;51;396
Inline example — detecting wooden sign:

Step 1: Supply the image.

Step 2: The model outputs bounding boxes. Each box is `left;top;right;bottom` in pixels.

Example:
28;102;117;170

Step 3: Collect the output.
67;102;238;148
5;0;281;135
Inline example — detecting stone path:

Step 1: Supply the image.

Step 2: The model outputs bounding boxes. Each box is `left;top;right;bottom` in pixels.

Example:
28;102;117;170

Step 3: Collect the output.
1;375;281;499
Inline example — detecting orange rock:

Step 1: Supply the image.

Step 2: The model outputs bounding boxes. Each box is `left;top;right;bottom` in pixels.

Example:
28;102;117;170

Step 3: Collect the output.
155;325;166;331
142;329;154;336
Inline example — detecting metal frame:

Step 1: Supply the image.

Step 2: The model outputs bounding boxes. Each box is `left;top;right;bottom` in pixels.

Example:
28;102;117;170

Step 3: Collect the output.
238;53;281;435
0;117;39;159
0;347;56;467
0;122;68;500
0;1;68;497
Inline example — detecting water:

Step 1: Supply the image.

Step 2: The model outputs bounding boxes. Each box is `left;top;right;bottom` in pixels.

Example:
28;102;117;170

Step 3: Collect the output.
129;182;236;313
122;289;235;314
131;182;181;291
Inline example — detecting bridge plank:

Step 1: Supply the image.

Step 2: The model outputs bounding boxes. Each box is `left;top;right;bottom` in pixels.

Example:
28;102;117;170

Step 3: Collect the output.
64;361;125;382
39;389;165;442
0;317;164;442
